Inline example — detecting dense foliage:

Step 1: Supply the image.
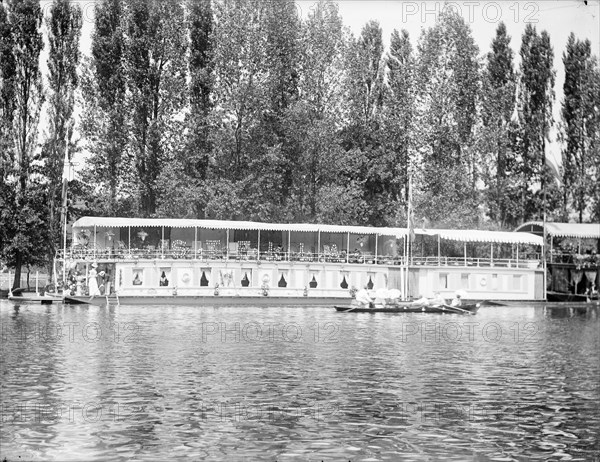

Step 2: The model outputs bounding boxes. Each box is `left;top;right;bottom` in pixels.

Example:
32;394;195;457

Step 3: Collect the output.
1;0;599;286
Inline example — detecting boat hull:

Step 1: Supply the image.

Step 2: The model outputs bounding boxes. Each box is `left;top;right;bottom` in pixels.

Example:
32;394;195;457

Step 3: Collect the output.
64;295;352;306
546;291;593;303
334;303;481;314
8;294;63;304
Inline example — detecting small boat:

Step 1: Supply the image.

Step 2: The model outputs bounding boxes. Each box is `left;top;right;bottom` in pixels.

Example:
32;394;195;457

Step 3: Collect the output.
334;302;482;314
546;291;595;303
8;292;63;304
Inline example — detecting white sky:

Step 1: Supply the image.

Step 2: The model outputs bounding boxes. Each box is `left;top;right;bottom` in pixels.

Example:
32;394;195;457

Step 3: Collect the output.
40;0;599;170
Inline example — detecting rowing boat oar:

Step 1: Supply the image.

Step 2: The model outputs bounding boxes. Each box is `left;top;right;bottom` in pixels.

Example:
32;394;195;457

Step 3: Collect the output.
441;304;477;315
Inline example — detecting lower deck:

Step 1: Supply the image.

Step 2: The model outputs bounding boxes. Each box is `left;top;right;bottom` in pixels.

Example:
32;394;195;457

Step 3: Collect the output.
58;257;545;301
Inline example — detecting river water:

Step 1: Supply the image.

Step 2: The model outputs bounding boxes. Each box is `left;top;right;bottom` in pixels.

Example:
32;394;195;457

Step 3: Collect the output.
1;301;598;461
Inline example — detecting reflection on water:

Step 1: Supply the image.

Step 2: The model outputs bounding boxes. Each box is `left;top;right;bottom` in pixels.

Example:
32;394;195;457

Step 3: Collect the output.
1;301;598;461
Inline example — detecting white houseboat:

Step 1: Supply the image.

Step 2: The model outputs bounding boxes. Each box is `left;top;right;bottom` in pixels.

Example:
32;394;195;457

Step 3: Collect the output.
56;217;545;304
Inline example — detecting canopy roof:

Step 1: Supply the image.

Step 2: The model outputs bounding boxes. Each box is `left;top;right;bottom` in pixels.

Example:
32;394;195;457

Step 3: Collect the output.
73;216;542;244
72;216;407;237
417;228;543;245
515;222;600;239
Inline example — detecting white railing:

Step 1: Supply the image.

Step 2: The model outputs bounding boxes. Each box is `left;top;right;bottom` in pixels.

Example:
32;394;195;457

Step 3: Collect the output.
55;247;542;269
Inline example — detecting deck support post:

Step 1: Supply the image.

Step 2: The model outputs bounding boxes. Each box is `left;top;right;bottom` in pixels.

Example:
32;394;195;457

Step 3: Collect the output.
128;227;131;256
374;235;378;264
346;232;350;263
516;245;519;267
317;231;320;261
194;227;198;260
288;230;291;261
464;242;467;267
161;227;164;258
94;225;97;259
438;235;441;266
226;229;230;260
550;236;553;263
257;230;261;260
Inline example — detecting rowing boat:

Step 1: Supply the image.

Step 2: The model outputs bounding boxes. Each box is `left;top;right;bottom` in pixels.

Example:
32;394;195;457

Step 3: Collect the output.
334;303;481;314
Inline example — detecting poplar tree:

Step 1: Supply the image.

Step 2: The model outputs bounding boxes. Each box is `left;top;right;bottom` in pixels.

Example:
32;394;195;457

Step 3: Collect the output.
516;24;555;221
412;9;480;227
384;28;413;221
561;33;599;222
0;0;46;289
125;0;187;216
80;0;127;214
480;22;518;227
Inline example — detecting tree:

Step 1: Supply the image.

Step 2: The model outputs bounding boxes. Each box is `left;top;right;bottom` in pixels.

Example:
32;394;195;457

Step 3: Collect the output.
515;24;555;222
125;0;187;216
339;21;390;226
0;0;46;289
80;0;128;215
479;22;519;227
412;9;481;227
296;0;347;221
561;33;599;222
384;28;414;222
44;0;82;269
185;0;214;183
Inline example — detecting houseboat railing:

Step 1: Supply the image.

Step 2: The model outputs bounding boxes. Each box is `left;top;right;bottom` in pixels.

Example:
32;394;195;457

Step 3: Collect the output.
55;247;541;269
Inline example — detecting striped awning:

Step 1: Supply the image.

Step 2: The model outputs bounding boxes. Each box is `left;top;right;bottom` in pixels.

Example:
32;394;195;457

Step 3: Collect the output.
72;216;407;237
417;228;543;245
515;221;600;239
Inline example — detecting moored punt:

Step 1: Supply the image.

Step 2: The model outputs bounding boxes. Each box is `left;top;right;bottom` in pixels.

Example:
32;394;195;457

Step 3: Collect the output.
334;303;481;314
8;293;63;304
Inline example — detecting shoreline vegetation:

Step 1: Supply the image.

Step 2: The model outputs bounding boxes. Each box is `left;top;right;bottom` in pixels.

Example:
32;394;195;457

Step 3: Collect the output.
1;0;599;290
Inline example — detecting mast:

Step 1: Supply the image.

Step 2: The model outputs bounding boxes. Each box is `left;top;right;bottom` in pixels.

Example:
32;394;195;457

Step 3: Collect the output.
60;140;70;289
405;174;414;300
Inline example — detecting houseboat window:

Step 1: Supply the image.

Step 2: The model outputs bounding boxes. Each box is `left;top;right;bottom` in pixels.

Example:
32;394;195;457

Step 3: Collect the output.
278;273;287;287
241;270;251;287
461;273;469;288
133;269;143;286
439;273;448;289
200;270;210;286
159;268;171;286
340;275;349;289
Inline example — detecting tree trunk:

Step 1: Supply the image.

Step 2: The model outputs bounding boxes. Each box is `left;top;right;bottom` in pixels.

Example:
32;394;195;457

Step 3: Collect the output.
12;251;22;290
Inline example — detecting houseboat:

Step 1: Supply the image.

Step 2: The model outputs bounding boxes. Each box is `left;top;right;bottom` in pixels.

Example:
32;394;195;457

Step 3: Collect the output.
55;217;545;305
516;222;600;302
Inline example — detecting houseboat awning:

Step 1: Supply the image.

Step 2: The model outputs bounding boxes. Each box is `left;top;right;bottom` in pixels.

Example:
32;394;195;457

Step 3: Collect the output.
71;217;407;237
418;228;543;245
515;221;600;239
